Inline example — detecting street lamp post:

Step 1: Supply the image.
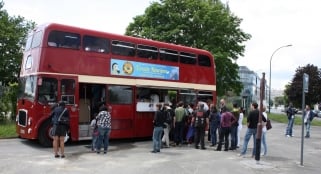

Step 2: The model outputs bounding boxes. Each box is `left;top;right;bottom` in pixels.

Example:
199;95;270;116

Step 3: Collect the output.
269;44;292;113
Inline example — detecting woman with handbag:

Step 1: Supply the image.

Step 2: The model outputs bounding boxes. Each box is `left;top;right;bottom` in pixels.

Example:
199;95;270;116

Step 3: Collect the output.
51;101;70;158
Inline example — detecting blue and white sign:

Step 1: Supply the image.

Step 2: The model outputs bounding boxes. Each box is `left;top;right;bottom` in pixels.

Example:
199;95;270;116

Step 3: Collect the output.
110;59;179;80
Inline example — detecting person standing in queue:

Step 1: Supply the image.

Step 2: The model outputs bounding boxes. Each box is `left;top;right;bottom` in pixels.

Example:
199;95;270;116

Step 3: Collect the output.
96;105;112;154
192;102;209;150
151;103;165;153
52;101;70;158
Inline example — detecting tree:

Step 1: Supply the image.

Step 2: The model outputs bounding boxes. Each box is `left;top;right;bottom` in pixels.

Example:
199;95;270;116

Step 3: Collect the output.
125;0;251;96
0;2;35;120
274;96;285;107
284;64;321;108
0;2;35;85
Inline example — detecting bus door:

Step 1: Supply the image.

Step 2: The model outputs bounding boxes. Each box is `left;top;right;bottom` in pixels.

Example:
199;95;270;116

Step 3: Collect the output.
78;83;106;139
107;85;135;139
60;78;78;141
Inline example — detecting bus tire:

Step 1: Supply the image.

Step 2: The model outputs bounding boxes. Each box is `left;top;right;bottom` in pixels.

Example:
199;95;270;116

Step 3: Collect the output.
38;120;53;147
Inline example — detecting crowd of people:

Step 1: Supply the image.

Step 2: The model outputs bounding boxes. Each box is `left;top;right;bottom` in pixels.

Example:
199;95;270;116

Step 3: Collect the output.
150;99;270;158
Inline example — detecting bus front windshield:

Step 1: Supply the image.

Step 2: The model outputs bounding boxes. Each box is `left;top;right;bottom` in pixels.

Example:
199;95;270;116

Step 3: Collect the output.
18;76;37;101
37;77;58;104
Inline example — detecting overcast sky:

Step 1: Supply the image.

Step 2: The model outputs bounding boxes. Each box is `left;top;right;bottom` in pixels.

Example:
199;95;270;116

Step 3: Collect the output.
3;0;321;90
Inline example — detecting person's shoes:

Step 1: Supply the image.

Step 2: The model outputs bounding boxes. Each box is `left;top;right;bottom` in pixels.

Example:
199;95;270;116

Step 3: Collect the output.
54;154;60;158
286;135;290;138
195;146;199;149
229;147;236;150
103;152;107;154
156;150;160;152
238;154;245;157
224;149;228;151
96;151;100;154
164;146;170;148
151;150;157;153
61;155;65;158
201;147;206;150
209;144;215;147
215;149;221;151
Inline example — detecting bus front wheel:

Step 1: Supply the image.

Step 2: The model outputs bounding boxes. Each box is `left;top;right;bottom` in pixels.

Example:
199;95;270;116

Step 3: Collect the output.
38;120;53;147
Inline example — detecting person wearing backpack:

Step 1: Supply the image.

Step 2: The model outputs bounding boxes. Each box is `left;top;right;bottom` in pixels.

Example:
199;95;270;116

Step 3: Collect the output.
192;102;209;150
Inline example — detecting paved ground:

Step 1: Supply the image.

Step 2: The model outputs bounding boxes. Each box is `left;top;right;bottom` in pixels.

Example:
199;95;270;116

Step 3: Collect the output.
0;120;320;174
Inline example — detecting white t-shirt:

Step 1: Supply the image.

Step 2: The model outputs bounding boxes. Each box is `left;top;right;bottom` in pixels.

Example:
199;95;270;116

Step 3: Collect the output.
262;112;268;132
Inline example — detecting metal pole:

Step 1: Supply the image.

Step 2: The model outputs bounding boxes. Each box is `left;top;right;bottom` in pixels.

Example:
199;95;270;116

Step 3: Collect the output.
268;44;292;113
255;72;265;162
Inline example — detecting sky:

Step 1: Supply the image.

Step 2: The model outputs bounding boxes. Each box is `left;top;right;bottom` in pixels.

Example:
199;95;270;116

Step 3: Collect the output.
3;0;321;90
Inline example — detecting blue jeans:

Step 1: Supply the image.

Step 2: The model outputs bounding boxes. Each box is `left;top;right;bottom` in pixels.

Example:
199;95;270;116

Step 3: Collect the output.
305;121;311;136
210;123;219;145
240;128;257;156
286;116;295;136
96;126;110;153
230;126;238;149
261;131;267;155
152;126;163;151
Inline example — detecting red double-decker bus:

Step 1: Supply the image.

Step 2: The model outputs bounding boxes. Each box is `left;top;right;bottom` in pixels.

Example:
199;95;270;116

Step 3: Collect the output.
16;23;216;146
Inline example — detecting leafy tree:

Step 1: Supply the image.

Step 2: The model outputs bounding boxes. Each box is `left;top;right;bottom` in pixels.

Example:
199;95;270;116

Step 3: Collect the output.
274;96;285;107
125;0;251;96
0;2;35;85
284;64;321;108
0;2;35;119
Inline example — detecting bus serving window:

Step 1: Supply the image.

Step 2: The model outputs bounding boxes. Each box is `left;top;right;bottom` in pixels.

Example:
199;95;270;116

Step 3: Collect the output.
48;30;80;49
83;35;110;53
61;79;75;104
137;44;158;60
111;40;135;57
160;48;179;62
180;52;196;64
108;86;132;104
198;54;211;67
38;78;57;104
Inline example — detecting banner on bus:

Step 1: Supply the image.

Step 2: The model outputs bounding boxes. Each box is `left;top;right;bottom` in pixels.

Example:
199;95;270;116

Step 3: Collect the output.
110;59;179;80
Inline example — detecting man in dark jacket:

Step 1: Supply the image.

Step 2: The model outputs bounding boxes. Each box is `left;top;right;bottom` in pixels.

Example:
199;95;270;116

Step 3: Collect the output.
286;102;296;137
192;102;209;150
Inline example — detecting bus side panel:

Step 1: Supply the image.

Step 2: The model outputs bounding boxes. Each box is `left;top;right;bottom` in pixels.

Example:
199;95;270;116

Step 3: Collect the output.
109;105;135;139
134;112;154;138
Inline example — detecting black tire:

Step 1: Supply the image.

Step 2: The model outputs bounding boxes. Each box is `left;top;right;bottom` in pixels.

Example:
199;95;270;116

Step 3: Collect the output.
38;120;53;147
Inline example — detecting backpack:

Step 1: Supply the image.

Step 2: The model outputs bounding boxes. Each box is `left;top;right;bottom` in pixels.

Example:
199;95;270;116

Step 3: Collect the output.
165;110;172;124
231;109;239;127
194;111;206;127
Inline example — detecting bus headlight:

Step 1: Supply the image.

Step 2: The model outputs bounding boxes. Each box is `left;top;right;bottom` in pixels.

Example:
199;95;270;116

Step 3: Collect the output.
28;118;32;126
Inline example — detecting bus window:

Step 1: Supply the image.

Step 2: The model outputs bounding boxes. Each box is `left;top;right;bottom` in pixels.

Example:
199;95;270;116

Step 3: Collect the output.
111;40;135;57
83;35;110;53
198;54;211;67
137;44;158;60
48;30;80;49
31;31;43;49
180;52;196;65
38;77;58;104
61;79;75;104
108;85;132;104
24;35;33;51
160;48;179;62
18;76;37;101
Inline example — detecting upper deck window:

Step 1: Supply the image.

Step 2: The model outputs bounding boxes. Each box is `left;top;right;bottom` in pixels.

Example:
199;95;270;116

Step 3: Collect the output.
24;35;33;51
198;54;211;67
48;30;80;49
159;48;179;62
111;40;135;57
31;31;42;49
83;35;110;53
137;44;158;60
180;52;196;65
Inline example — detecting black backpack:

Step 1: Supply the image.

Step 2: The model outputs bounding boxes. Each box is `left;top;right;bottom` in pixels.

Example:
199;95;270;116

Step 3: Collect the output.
194;111;206;127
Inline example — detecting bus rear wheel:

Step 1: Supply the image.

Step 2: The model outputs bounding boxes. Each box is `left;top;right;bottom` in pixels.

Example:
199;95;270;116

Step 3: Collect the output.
38;120;53;147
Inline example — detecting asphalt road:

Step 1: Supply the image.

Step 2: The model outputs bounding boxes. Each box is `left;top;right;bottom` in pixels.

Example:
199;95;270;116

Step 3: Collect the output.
0;121;320;174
